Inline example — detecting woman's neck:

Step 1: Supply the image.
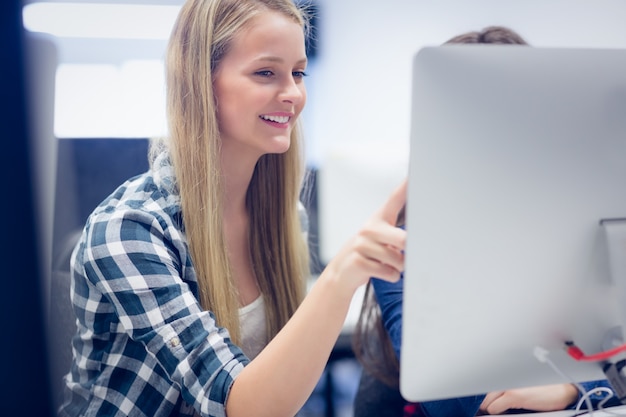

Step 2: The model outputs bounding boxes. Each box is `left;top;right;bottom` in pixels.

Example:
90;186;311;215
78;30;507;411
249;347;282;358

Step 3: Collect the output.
220;143;260;214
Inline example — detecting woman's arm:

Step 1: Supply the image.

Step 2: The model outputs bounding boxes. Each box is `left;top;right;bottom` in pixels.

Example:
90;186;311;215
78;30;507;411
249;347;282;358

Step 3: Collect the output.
225;180;407;417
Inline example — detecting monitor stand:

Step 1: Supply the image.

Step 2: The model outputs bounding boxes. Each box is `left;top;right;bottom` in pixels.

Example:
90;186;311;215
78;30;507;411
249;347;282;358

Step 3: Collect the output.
602;218;626;344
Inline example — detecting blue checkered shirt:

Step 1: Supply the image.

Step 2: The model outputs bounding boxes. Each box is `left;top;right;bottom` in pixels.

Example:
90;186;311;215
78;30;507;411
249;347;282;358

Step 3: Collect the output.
59;152;250;417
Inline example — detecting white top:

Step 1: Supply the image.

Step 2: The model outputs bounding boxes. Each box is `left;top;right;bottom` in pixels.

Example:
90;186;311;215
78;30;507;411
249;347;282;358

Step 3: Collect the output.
236;204;307;360
238;295;267;360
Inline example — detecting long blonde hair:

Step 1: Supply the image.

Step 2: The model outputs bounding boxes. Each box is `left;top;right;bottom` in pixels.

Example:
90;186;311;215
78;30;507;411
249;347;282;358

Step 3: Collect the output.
160;0;311;344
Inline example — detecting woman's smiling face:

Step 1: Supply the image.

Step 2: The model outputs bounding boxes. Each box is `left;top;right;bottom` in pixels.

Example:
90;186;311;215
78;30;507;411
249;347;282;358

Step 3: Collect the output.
213;11;307;162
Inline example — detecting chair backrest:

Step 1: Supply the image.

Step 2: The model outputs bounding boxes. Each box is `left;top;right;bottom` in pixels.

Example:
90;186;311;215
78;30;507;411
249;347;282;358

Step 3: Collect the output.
48;138;150;410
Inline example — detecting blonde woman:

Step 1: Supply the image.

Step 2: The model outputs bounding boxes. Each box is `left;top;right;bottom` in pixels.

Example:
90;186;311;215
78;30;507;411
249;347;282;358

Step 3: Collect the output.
59;1;406;416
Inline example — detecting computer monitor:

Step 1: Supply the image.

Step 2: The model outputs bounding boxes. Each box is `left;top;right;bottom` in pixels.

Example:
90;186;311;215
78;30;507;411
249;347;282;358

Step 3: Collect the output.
401;45;626;403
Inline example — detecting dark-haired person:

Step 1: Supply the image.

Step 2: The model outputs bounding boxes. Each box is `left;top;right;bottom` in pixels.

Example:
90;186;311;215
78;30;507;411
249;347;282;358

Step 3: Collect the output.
353;26;617;416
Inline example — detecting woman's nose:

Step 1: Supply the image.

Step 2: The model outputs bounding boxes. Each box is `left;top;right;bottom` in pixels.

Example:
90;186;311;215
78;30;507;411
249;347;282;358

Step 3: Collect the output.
279;77;305;104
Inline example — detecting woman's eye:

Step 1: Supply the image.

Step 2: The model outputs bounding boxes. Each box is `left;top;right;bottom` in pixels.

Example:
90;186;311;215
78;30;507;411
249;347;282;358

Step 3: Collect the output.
255;70;274;77
293;71;308;79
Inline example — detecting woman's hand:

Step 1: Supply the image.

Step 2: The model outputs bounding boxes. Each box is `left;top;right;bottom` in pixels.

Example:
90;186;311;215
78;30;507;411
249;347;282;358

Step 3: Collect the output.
323;179;407;295
479;384;579;414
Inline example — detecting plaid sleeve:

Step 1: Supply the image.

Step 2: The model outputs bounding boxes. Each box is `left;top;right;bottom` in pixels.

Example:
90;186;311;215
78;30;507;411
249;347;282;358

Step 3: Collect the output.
79;207;249;416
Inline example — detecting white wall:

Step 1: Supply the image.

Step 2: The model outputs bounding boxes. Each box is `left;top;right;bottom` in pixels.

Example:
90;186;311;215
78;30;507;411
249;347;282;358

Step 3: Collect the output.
311;0;626;159
311;0;626;263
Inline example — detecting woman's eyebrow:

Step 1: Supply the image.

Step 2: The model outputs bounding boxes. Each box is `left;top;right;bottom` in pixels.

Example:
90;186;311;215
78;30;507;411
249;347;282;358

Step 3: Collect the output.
254;56;308;66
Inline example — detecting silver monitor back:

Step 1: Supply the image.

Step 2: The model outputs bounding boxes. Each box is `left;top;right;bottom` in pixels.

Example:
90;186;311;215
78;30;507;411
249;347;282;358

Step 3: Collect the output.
402;45;626;402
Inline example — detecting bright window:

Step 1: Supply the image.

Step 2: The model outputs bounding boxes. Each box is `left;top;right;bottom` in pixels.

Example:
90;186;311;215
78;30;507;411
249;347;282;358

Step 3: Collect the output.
54;60;167;138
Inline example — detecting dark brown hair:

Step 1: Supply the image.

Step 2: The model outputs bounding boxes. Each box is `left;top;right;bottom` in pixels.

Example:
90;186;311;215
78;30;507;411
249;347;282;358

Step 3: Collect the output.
444;26;528;45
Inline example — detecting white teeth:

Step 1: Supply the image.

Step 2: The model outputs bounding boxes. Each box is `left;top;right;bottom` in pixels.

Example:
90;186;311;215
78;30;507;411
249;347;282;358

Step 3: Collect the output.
261;115;289;123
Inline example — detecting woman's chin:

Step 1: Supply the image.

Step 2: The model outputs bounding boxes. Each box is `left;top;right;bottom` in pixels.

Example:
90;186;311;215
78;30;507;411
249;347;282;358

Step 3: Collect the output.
266;137;291;155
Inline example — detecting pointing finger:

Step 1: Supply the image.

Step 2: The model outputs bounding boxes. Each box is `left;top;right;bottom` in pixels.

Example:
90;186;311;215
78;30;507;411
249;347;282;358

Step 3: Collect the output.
376;178;408;225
